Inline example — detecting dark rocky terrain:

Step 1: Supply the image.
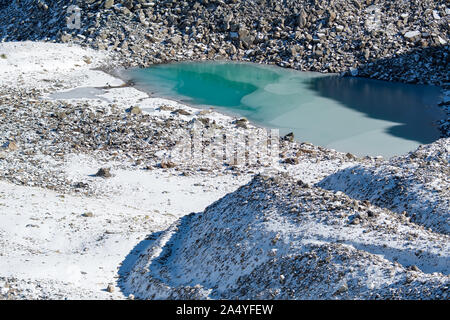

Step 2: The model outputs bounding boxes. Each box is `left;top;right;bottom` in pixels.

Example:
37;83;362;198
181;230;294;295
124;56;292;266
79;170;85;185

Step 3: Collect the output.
0;0;449;85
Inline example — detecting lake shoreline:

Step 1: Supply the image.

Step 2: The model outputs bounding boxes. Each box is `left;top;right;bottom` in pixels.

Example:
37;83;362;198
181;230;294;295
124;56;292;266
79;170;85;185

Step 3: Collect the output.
2;1;449;87
104;58;449;144
123;61;448;158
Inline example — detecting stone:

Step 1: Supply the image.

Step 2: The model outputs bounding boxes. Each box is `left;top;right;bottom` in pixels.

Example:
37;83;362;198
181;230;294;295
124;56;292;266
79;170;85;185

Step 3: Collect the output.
283;132;294;142
328;10;336;24
60;34;72;43
367;210;377;218
297;10;308;28
2;141;18;151
127;106;142;115
172;109;191;116
345;152;357;160
95;168;112;178
404;31;421;42
432;10;441;20
104;0;114;10
235;118;248;129
170;35;182;45
409;265;420;272
83;56;92;64
158;105;174;111
314;49;323;57
160;161;176;169
283;158;299;165
106;284;115;293
436;36;447;45
138;10;146;24
297;179;310;188
198;109;211;116
223;14;233;30
197;118;211;126
349;67;359;76
335;282;348;294
74;182;89;189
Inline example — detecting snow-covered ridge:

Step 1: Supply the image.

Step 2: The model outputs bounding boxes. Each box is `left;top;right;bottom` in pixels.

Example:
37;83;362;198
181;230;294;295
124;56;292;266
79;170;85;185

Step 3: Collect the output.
319;138;450;234
0;41;116;90
122;174;449;300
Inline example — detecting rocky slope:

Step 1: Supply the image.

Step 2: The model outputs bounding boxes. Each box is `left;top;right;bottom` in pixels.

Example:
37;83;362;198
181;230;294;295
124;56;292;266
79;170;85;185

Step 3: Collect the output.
122;173;449;300
0;0;448;85
0;42;258;300
319;138;450;234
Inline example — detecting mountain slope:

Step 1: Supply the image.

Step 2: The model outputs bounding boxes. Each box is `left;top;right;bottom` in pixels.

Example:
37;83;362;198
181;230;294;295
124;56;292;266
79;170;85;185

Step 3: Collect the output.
122;173;449;300
319;138;450;234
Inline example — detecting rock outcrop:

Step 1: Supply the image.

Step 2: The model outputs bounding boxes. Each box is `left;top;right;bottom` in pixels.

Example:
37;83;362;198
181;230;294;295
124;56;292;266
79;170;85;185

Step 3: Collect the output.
122;173;449;300
0;0;448;85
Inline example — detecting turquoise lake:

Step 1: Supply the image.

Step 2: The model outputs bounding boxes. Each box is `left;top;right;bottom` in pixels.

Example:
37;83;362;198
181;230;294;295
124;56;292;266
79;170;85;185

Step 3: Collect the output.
127;62;444;158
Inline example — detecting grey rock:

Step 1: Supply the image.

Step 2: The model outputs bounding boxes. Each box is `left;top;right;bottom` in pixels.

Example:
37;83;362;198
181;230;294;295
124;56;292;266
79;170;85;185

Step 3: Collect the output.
95;168;112;178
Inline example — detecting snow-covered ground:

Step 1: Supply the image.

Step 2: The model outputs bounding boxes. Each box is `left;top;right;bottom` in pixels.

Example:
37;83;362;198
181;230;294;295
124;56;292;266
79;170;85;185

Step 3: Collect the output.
0;41;448;300
0;42;250;299
0;167;251;299
123;174;449;300
0;41;123;90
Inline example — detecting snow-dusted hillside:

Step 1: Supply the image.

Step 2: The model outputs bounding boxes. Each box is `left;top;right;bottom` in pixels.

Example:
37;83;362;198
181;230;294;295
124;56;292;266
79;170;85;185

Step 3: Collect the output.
319;139;450;234
122;174;449;300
